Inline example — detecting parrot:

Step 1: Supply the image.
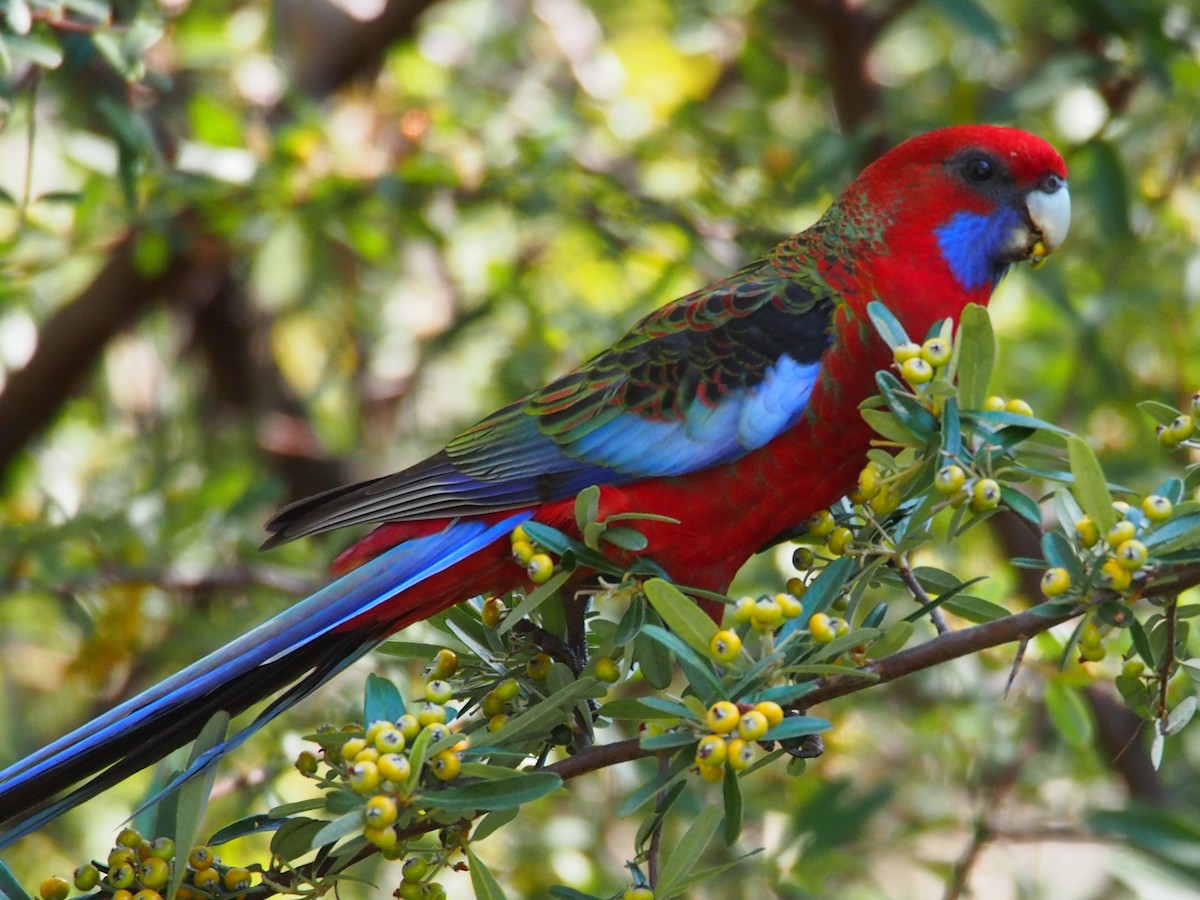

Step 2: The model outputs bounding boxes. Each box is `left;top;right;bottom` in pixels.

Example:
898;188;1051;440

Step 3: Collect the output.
0;124;1069;848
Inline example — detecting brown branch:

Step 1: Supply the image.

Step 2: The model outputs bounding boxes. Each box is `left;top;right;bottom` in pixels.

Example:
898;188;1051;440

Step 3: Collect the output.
0;219;229;478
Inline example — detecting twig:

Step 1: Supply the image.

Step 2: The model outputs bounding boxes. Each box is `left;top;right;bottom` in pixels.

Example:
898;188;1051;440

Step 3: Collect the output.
895;556;949;634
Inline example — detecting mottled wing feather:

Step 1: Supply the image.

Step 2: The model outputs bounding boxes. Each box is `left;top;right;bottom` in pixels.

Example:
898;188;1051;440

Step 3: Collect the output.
262;260;835;547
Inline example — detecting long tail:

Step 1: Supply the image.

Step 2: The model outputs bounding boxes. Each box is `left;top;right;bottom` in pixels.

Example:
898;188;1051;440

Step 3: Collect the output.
0;513;529;849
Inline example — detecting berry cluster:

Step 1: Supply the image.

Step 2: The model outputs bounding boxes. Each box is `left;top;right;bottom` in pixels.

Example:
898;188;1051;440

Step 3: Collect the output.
1155;392;1200;450
36;829;251;900
691;700;783;782
508;524;555;584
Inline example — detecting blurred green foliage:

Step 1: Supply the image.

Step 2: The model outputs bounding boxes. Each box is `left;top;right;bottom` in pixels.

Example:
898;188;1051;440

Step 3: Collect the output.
2;0;1200;897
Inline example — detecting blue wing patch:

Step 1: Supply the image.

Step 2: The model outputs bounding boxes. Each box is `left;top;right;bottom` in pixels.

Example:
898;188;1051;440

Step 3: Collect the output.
566;354;821;476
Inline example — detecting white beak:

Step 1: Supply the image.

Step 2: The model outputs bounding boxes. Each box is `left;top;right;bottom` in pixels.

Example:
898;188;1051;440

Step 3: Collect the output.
1022;180;1071;266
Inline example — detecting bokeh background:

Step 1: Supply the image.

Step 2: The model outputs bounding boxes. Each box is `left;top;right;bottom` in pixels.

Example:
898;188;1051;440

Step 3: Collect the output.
2;0;1200;896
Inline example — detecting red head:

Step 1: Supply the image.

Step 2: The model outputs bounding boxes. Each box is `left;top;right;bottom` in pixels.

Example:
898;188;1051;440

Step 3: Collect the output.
837;125;1070;316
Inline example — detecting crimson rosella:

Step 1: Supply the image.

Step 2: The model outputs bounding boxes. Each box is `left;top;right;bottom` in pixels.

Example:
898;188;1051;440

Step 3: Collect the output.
0;125;1069;847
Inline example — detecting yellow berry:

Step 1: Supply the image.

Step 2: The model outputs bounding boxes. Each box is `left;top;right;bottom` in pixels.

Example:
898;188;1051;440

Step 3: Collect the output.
868;485;901;516
737;710;770;741
1005;398;1033;416
402;857;430;882
1041;567;1071;596
396;713;421;741
623;888;655;900
527;653;552;680
1100;558;1132;591
113;892;135;900
488;713;509;731
806;509;836;538
192;868;220;892
365;719;391;744
481;597;507;628
425;678;454;705
375;728;406;754
138;857;169;890
595;656;621;682
751;597;783;631
510;524;529;544
1122;659;1146;679
423;722;452;743
901;357;934;386
754;701;784;728
697;763;725;783
417;702;447;727
695;734;728;767
355;746;380;764
430;750;462;781
349;759;381;793
856;464;882;500
1115;539;1148;570
1105;520;1137;547
1142;495;1173;522
809;612;836;644
706;701;741;734
431;648;458;679
39;877;70;900
792;546;816;569
365;794;398;828
74;864;100;891
970;478;1001;511
495;678;521;701
833;616;851;637
224;867;252;892
108;864;136;890
1075;516;1100;548
511;539;536;564
826;526;854;555
341;736;367;759
378;753;412;783
1080;622;1102;648
365;825;399;850
730;596;756;624
1167;414;1195;443
785;577;807;597
935;464;966;495
527;553;555;583
892;342;922;364
710;629;742;662
116;827;142;848
920;337;952;367
132;892;162;900
776;592;803;619
188;845;215;870
727;737;755;771
983;395;1006;412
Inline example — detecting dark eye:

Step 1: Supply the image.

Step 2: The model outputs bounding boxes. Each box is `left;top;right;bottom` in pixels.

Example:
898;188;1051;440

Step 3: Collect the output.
963;157;993;183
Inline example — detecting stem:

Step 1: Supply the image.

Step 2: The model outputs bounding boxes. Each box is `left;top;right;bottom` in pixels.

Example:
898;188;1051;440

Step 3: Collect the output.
1157;596;1179;727
895;556;949;635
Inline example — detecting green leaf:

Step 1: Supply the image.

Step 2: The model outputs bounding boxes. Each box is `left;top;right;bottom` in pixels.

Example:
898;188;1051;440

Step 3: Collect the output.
860;407;923;445
1138;400;1182;426
467;846;510;900
615;595;647;645
1067;436;1117;530
1001;485;1042;525
866;299;912;350
602;525;649;551
473;807;520;842
208;812;289;845
1165;697;1198;737
640;731;700;751
310;810;364;849
1044;681;1094;748
364;673;404;724
549;887;605;899
868;619;914;657
575;485;601;530
641;624;723;701
269;818;327;862
5;32;64;68
658;805;724;898
497;567;572;636
424;771;562;811
167;711;229;900
1145;512;1200;555
763;715;831;741
644;578;719;657
955;304;994;409
875;371;938;441
634;629;674;689
939;594;1011;623
487;678;602;746
376;640;460;659
597;697;687;720
795;556;855;624
1041;532;1075;572
723;766;743;846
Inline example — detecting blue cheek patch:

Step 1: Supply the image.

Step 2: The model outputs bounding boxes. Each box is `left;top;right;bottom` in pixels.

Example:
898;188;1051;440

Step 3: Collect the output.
934;208;1021;291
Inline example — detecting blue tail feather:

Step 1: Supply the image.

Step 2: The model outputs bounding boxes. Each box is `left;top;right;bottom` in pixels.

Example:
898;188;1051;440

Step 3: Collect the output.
0;513;529;849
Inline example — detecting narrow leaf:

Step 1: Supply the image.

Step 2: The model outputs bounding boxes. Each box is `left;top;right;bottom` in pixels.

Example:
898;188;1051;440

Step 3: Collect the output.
1044;681;1094;748
641;624;722;699
423;771;562;811
955;303;994;409
722;767;743;846
644;578;719;657
310;810;365;849
364;673;404;724
1067;436;1117;530
866;299;912;349
658;805;723;898
467;846;510;900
